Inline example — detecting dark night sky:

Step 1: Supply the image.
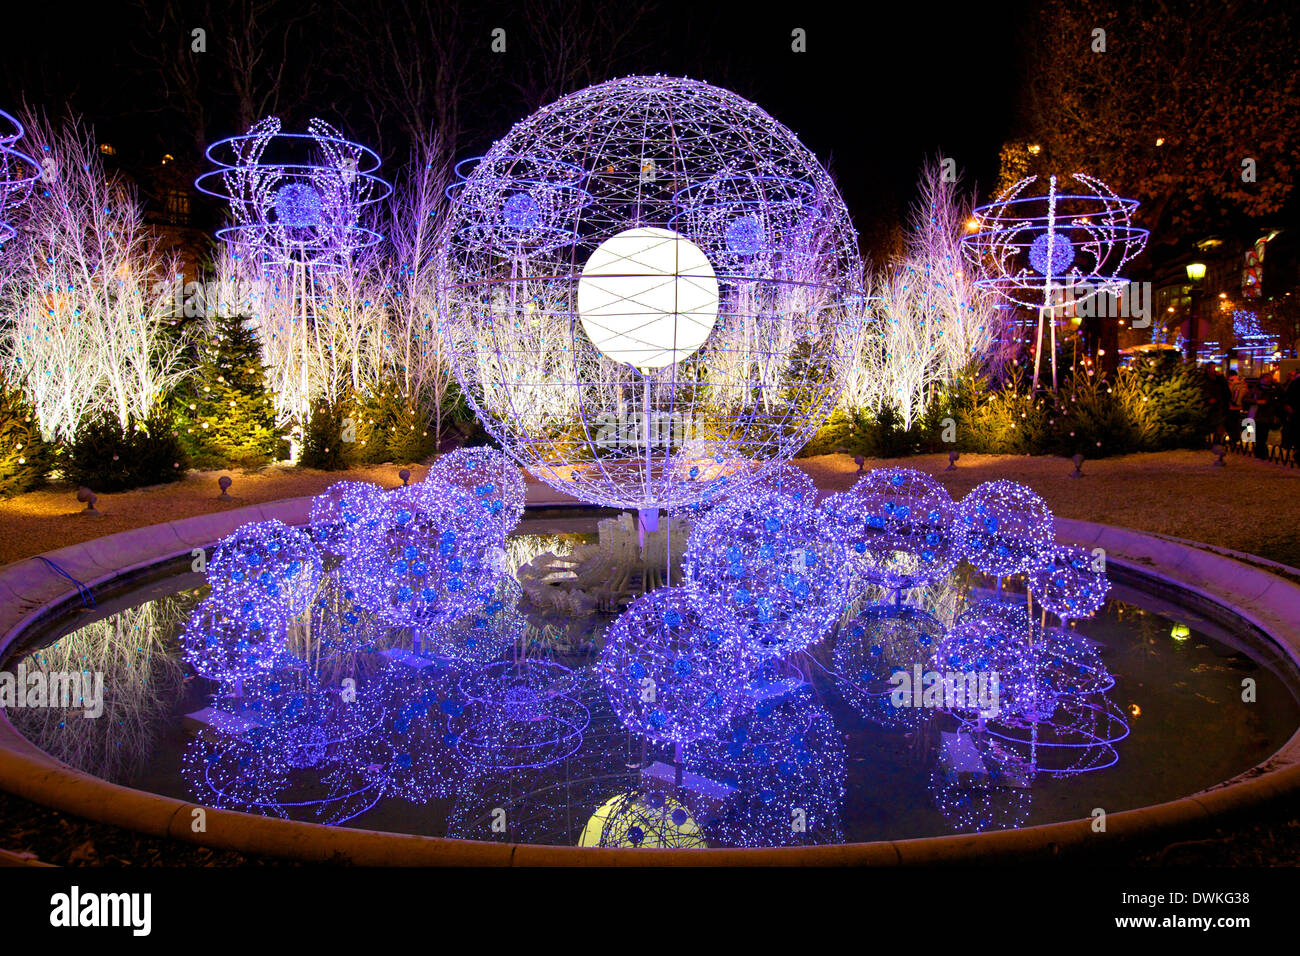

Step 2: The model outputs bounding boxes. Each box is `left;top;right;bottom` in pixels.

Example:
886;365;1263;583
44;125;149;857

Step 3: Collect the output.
0;0;1030;257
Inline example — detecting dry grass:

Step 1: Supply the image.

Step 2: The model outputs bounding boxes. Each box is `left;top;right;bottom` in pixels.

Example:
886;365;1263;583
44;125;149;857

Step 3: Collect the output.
2;450;1298;568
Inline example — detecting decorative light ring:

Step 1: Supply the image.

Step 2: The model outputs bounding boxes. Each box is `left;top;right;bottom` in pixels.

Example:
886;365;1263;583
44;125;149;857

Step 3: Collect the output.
197;117;391;271
0;109;40;244
445;154;594;254
961;173;1148;311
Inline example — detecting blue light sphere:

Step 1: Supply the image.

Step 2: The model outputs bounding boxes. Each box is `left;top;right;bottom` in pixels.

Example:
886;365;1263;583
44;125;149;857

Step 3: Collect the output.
957;480;1055;577
182;596;287;684
684;483;849;659
274;182;324;228
341;484;497;629
206;520;323;628
816;468;963;591
725;214;765;257
597;585;751;745
1030;544;1109;620
425;445;527;543
934;600;1049;721
309;480;386;556
1028;231;1074;276
501;192;541;230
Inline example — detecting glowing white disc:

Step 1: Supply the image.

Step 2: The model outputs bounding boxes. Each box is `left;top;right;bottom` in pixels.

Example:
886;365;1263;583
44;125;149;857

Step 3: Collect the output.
577;226;719;370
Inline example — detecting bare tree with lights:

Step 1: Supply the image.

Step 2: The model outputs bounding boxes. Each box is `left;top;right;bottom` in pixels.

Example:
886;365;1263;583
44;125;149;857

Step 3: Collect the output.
0;110;184;442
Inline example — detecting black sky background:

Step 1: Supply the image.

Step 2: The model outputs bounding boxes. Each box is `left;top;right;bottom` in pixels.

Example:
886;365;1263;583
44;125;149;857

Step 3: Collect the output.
0;0;1031;259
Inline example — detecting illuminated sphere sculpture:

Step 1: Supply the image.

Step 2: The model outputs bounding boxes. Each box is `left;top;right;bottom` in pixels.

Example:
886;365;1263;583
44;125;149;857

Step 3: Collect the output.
1030;544;1110;620
206;520;323;627
425;446;527;541
832;605;946;728
341;484;497;629
597;585;751;745
961;173;1148;311
309;480;386;556
817;468;963;591
436;75;865;511
182;596;286;684
683;483;848;659
196;116;391;270
580;790;708;849
0;109;40;244
957;480;1054;577
934;600;1049;721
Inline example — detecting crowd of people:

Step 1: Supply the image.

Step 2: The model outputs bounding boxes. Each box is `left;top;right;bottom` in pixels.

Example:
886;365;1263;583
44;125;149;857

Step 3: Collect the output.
1209;364;1300;459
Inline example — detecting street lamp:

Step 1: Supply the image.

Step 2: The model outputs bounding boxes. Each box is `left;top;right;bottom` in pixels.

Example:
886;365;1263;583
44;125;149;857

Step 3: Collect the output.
1185;262;1207;362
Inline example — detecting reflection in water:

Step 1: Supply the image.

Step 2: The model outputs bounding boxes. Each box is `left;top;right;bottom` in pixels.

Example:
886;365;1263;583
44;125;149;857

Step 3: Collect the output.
6;598;188;780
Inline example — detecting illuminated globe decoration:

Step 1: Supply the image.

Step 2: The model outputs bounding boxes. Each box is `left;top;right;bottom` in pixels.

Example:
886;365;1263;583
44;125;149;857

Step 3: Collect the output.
436;75;865;511
683;483;848;659
425;445;527;543
1030;544;1110;620
420;574;526;663
579;790;708;849
0;109;40;245
197;116;391;270
309;480;387;556
341;484;497;630
1028;231;1074;276
961;173;1147;389
817;468;963;592
273;181;324;228
206;520;323;629
597;585;751;745
957;480;1055;577
182;596;287;684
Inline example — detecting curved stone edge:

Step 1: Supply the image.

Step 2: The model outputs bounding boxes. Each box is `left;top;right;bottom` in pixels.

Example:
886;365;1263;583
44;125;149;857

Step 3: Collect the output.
0;499;1298;865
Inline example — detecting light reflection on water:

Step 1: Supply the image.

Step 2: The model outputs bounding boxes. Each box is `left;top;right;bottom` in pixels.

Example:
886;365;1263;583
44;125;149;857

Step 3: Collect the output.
4;532;1298;849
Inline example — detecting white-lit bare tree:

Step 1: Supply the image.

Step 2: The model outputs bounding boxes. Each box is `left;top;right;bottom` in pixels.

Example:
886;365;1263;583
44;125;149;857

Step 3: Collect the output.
0;110;185;441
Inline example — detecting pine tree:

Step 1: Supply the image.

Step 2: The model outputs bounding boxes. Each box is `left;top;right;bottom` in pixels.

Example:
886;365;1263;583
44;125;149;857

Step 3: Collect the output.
0;374;55;498
177;314;282;467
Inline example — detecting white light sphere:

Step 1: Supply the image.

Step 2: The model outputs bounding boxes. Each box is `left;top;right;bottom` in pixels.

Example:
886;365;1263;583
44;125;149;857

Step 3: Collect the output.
577;226;719;369
436;75;864;511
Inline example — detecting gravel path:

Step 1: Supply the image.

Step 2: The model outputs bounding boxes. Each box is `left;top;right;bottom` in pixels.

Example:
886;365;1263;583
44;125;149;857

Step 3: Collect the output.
3;450;1298;568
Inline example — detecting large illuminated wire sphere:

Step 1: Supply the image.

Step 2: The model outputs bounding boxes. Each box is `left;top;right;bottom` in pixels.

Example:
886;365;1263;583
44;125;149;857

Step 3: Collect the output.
1030;545;1109;620
196;116;391;271
436;75;865;511
961;172;1147;310
597;585;751;745
817;468;963;591
0;109;40;245
957;480;1055;577
579;790;708;849
206;520;323;628
683;483;848;659
425;446;527;542
341;484;497;629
